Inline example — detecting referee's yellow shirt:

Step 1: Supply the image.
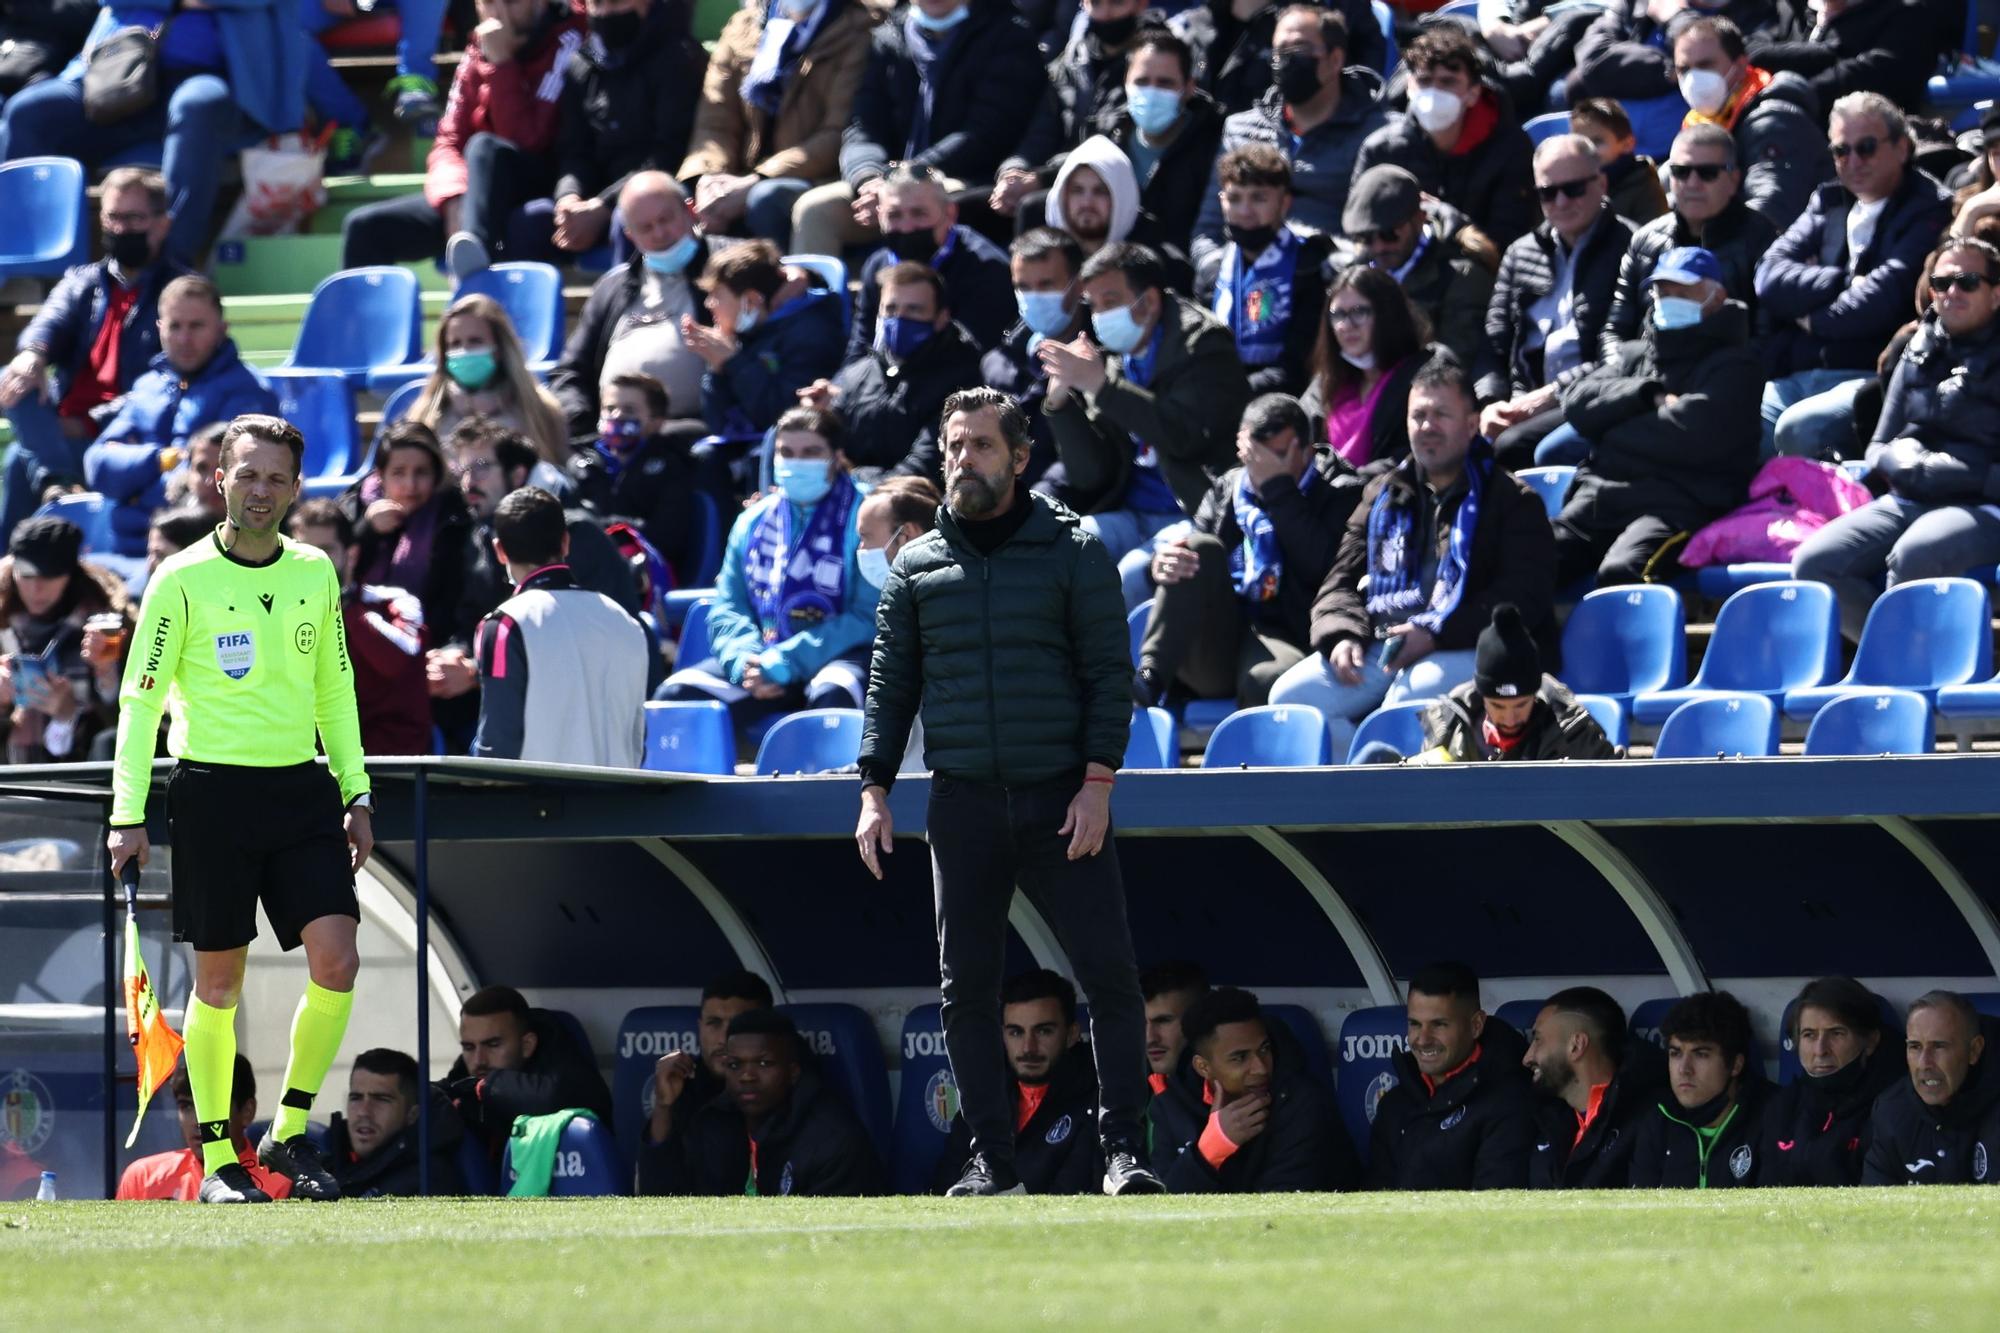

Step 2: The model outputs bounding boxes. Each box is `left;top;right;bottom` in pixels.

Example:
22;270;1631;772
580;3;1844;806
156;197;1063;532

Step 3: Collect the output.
111;530;370;827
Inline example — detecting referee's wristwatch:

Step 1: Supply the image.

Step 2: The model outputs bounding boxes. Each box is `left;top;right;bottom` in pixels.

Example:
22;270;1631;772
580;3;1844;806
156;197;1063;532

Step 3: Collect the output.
347;794;374;813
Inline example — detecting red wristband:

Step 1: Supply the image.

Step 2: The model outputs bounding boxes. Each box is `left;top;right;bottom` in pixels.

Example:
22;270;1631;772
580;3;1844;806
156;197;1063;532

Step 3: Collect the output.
1084;774;1116;786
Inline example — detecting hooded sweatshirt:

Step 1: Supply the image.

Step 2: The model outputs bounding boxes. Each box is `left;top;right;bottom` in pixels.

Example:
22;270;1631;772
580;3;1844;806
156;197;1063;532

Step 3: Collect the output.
1046;134;1141;244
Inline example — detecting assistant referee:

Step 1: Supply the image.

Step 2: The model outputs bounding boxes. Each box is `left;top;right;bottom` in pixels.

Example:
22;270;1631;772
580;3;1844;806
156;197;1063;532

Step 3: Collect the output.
108;414;373;1205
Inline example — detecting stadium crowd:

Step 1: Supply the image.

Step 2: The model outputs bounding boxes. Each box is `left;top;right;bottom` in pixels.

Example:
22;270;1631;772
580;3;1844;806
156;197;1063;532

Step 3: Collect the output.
114;972;2000;1197
5;0;2000;768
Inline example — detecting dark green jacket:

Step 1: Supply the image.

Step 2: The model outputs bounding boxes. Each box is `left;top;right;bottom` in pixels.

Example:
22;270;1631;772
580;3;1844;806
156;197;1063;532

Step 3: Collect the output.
1046;295;1249;517
858;492;1129;788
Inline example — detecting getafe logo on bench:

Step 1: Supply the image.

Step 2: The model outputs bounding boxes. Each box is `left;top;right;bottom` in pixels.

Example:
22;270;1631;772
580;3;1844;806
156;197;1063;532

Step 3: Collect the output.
214;632;254;680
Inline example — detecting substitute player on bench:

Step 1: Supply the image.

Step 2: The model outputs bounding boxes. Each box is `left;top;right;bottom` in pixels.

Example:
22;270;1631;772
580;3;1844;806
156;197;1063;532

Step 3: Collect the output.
107;413;373;1205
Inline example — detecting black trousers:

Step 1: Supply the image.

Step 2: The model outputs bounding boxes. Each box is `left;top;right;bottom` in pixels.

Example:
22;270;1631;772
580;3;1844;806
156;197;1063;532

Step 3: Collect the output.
926;771;1150;1167
340;133;555;268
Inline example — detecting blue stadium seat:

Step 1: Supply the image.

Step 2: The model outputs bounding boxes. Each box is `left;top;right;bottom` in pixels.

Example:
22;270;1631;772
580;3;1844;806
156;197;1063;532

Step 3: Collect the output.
754;708;864;774
501;1114;626;1195
1561;585;1687;737
1515;465;1574;519
259;368;359;481
1783;578;1992;721
1621;91;1689;158
1127;600;1149;667
457;1134;499;1195
891;1003;957;1194
1574;694;1628;749
545;1007;596;1066
784;253;850;329
1652;693;1778;758
1631;581;1838;725
1335;1006;1406;1164
1802;688;1934;757
1774;990;1900;1085
685;490;724;588
0;156;86;278
1492;998;1546;1039
36;493;117;554
1524;112;1572;145
610;1004;702;1166
1346;700;1429;764
1937;670;2000;736
641;700;734;774
1264;1004;1332;1086
459;261;564;368
285;266;424;387
1180;698;1235;733
779;1002;893;1161
1927;3;2000;112
680;596;714;663
1124;705;1177;769
1627;997;1679;1050
1202;704;1331;768
1690;563;1794;601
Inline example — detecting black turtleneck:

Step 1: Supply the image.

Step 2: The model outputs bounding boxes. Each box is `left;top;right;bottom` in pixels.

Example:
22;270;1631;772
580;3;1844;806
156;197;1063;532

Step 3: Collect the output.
956;485;1032;556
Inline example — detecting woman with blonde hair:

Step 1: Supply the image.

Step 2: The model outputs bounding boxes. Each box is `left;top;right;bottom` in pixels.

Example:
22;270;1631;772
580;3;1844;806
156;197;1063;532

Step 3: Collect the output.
412;293;569;466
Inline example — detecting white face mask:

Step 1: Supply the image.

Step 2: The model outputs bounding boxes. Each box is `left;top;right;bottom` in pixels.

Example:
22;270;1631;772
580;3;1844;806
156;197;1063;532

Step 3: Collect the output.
1410;86;1464;134
1678;68;1730;117
1341;349;1377;370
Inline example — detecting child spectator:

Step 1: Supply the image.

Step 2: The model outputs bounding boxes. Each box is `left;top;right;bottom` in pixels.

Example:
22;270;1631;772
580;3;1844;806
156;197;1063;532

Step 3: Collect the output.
568;371;700;582
1569;97;1668;225
690;241;845;438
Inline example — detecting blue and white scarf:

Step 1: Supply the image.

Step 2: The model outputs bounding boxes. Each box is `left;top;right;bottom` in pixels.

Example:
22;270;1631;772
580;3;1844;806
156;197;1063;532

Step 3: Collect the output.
741;0;827;118
1363;450;1488;634
1211;226;1301;368
743;472;857;643
1228;468;1313;602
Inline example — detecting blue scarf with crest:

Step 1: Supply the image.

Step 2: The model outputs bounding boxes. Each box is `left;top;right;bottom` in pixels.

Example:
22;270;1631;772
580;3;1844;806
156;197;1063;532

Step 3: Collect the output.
1211;227;1301;368
743;472;857;642
1363;449;1488;633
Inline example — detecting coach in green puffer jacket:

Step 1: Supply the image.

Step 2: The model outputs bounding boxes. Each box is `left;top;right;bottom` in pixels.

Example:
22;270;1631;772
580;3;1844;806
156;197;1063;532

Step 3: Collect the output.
857;410;1131;789
855;386;1163;1200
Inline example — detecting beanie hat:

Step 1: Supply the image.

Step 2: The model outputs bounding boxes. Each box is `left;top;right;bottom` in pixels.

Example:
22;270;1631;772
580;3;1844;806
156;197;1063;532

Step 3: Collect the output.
1474;603;1540;698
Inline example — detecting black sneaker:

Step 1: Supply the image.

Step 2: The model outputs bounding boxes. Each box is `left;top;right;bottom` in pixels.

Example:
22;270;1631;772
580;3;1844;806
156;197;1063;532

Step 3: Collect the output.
257;1129;343;1201
944;1152;1026;1197
1102;1143;1166;1196
198;1161;273;1204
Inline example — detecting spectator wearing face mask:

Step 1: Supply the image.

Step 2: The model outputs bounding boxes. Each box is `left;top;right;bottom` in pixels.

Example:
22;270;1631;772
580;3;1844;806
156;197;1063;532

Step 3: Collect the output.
848;164;1013;365
689;241;846;439
657;408;878;729
1195;145;1335;399
568;372;701;582
411;295;572;477
985;229;1090;485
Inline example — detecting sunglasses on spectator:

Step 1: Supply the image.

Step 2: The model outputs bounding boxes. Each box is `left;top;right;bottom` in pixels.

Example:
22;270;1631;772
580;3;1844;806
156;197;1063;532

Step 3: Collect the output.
1535;176;1597;203
1929;272;1994;294
1829;137;1881;160
1667;163;1728;182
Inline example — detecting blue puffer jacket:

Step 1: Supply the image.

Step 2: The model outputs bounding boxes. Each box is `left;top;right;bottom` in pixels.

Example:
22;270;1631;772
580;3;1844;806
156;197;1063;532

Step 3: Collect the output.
16;255;194;399
82;338;278;555
700;288;846;436
704;478;878;688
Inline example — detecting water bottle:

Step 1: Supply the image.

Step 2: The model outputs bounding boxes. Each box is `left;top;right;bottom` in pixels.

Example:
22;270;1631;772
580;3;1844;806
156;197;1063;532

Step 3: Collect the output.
34;1171;56;1202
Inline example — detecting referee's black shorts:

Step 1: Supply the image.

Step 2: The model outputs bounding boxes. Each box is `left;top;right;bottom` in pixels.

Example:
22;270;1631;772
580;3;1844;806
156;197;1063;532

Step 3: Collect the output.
166;760;357;953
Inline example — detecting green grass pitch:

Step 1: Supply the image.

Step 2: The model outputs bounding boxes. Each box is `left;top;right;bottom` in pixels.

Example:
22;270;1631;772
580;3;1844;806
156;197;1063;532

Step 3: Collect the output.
5;1190;1998;1330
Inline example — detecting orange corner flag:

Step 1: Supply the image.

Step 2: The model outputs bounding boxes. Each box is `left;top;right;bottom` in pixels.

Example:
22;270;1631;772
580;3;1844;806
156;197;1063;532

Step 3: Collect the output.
123;910;183;1149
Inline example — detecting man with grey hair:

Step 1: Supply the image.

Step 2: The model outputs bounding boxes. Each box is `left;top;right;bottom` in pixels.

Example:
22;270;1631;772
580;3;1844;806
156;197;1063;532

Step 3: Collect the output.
1595;124;1778;362
1474;133;1635;468
1862;990;2000;1185
1753;89;1951;460
855;386;1163;1200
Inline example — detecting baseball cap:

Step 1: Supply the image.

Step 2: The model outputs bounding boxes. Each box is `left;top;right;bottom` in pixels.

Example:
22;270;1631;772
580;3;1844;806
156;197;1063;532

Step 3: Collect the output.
1646;246;1725;288
1343;165;1422;235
